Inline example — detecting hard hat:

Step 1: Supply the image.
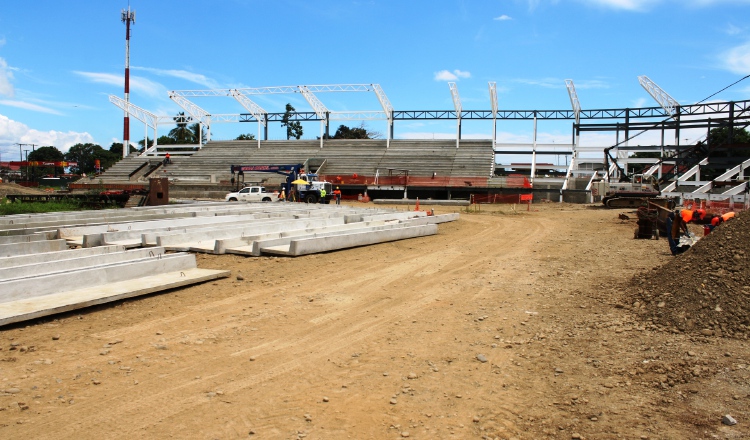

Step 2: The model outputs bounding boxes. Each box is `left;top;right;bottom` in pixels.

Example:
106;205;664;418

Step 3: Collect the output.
680;210;693;222
336;186;339;189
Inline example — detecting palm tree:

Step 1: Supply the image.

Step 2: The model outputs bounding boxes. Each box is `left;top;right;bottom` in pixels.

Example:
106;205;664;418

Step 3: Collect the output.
168;112;195;143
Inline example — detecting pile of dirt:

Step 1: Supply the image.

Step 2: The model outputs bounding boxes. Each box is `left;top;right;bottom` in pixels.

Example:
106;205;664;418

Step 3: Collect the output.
627;210;750;338
0;182;49;199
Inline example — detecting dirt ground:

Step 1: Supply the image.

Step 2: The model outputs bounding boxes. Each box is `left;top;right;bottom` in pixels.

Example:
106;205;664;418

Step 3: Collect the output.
1;201;749;440
0;182;49;199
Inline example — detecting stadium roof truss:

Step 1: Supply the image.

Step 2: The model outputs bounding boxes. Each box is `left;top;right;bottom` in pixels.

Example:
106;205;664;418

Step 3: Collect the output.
169;84;396;147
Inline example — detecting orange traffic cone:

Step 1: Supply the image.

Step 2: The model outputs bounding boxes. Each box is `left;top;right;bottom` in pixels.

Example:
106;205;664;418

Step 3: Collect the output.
415;197;420;211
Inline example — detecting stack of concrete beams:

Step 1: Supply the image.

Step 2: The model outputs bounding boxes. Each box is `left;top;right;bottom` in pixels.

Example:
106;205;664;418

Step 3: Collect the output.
0;202;457;326
0;245;229;326
53;202;458;257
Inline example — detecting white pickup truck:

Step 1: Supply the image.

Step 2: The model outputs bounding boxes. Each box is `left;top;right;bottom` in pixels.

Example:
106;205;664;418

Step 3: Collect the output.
225;186;278;202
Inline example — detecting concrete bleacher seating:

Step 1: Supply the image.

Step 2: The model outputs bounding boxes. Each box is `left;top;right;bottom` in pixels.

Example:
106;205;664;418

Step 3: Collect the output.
95;139;494;190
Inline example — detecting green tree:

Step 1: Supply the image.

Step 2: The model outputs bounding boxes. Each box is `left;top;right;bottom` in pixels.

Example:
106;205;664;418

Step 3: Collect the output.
156;135;177;145
235;133;256;140
281;104;303;140
322;123;381;140
189;123;207;144
110;142;139;155
28;146;65;179
707;126;750;157
64;143;119;175
168;112;195;143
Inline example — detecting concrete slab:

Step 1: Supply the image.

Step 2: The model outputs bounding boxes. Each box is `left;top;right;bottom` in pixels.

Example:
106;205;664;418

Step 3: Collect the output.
251;223;428;257
99;206;350;248
0;247;167;281
81;213;265;247
155;217;347;251
0;267;230;327
0;233;51;245
0;245;126;269
284;224;439;256
213;220;388;255
0;239;68;258
0;253;196;302
401;213;460;225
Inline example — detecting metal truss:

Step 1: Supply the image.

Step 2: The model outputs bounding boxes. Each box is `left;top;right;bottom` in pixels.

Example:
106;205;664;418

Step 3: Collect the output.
230;90;268;126
109;95;174;129
565;80;581;123
231;100;750;124
168;92;211;126
298;85;329;120
562;80;582;195
638;75;679;116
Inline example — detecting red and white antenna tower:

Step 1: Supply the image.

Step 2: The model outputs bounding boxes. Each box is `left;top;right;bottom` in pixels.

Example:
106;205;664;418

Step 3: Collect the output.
121;6;136;159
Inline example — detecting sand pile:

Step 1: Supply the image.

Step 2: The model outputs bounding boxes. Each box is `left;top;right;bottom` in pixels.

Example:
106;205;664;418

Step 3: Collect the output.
627;210;750;338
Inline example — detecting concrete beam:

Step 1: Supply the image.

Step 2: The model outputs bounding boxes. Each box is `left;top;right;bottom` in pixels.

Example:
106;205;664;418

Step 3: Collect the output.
213;220;388;255
0;245;126;269
251;223;427;257
0;247;167;281
0;253;196;302
0;233;52;245
268;224;439;256
0;267;230;327
154;217;347;250
0;239;68;258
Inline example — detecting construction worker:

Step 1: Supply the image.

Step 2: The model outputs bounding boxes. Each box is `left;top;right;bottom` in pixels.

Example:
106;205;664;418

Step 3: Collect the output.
333;186;342;205
665;209;693;256
319;187;327;203
711;211;736;228
279;188;286;202
164;152;171;165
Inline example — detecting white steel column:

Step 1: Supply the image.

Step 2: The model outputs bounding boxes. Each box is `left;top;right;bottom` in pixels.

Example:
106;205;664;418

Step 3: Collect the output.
561;79;581;202
489;82;498;177
449;82;461;148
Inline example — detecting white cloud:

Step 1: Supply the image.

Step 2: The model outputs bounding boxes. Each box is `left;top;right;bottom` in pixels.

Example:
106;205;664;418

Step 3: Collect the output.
632;97;649;108
132;67;222;89
434;69;472;82
725;23;744;35
721;41;750;74
577;0;750;11
571;79;611;89
74;71;165;98
0;99;63;115
0;113;94;154
0;57;15;98
514;77;564;88
578;0;658;11
494;14;512;20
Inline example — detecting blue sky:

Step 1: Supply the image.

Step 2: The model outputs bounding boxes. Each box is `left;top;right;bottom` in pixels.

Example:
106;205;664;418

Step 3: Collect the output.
1;0;750;162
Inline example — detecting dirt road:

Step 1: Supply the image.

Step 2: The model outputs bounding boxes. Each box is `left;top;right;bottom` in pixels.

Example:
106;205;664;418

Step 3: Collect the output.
1;203;748;439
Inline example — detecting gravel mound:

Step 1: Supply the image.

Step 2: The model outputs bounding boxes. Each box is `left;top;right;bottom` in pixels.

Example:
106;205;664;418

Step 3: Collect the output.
627;210;750;339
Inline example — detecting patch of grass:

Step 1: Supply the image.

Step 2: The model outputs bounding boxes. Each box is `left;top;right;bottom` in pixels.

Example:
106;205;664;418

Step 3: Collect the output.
0;198;87;216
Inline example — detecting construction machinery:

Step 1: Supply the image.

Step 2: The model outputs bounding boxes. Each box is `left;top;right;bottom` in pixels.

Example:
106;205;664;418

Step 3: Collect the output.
592;173;662;208
229;164;333;204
